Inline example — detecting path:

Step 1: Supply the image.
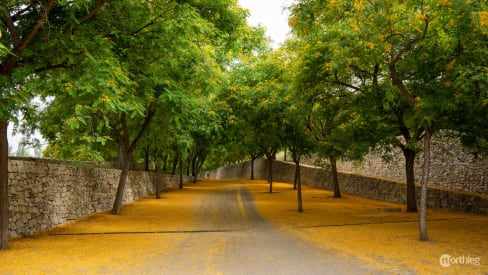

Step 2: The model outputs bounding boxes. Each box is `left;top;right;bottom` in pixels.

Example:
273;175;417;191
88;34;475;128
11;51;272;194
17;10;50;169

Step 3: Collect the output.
148;181;382;274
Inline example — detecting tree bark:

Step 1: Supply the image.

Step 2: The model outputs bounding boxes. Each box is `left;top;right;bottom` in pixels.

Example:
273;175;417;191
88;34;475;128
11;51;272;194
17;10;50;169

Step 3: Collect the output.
155;164;161;199
144;145;150;171
403;148;418;212
186;154;191;177
292;150;298;190
419;124;433;241
331;156;341;198
115;142;123;169
111;157;131;215
162;154;168;172
250;157;255;180
0;120;9;250
295;157;303;213
178;157;184;189
268;156;273;193
171;154;178;175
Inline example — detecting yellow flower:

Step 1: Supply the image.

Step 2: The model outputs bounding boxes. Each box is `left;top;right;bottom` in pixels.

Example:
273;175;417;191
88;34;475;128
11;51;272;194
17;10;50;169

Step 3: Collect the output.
364;41;376;50
324;62;333;71
438;0;451;7
479;11;488;27
328;0;337;9
353;0;365;11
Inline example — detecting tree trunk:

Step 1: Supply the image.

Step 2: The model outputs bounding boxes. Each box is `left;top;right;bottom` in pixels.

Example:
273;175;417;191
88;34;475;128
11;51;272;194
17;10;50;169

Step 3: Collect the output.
186;154;191;177
117;143;124;169
331;156;341;198
111;156;131;215
111;108;155;215
144;145;150;171
295;158;303;213
403;148;418;212
190;155;196;183
0;120;9;250
171;154;178;175
155;164;161;199
268;157;273;193
192;150;206;184
162;154;168;172
178;157;183;189
293;163;298;190
419;124;433;241
250;157;255;180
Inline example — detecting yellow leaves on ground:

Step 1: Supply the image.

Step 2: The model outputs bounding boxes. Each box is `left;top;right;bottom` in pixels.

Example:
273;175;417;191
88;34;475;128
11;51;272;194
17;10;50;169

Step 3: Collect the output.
248;180;488;275
1;187;199;274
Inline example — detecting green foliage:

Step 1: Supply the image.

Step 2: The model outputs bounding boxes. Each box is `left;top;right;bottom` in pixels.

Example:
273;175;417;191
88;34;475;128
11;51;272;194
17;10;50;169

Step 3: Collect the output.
33;0;250;161
217;48;293;164
290;0;488;154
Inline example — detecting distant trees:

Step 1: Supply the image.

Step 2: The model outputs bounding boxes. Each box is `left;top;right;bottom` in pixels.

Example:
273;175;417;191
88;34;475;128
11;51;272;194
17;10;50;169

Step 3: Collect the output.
220;49;293;192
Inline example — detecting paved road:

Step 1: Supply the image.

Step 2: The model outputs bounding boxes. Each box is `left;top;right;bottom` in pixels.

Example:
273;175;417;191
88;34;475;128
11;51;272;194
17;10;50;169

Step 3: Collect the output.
149;183;384;274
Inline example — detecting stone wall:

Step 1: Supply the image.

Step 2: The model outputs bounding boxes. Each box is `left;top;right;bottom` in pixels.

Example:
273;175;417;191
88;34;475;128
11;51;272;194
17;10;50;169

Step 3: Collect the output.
331;134;488;195
206;159;488;215
8;157;193;237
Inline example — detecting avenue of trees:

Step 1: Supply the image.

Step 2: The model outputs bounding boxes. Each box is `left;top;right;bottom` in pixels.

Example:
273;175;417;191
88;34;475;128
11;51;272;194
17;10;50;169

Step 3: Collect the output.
1;0;487;248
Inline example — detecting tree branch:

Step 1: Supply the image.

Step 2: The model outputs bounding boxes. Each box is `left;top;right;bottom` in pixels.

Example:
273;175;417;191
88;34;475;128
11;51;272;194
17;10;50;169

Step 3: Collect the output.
129;104;157;153
120;112;130;151
34;63;68;73
16;0;56;53
64;0;110;34
392;16;430;65
1;0;21;47
389;63;418;106
331;73;364;93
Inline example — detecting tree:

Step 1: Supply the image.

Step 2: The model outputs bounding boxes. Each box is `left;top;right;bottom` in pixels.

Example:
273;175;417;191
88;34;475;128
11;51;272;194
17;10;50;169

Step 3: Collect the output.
222;50;292;192
0;0;110;250
187;98;222;183
290;0;488;240
282;88;314;212
303;84;365;198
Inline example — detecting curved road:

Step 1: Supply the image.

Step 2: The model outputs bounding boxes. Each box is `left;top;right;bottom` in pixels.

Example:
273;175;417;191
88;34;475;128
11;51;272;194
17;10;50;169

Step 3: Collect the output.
151;183;383;274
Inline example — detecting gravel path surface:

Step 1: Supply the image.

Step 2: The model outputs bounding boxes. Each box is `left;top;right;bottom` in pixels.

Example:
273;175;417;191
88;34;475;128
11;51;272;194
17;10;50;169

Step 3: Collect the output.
153;183;384;274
